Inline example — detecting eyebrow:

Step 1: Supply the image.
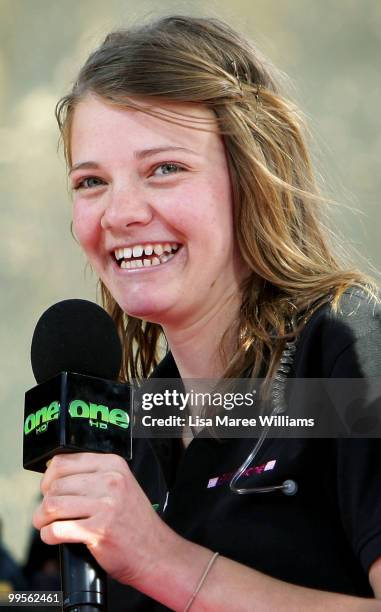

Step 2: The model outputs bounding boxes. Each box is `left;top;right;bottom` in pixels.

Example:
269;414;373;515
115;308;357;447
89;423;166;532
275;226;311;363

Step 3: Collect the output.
68;146;199;175
134;146;199;160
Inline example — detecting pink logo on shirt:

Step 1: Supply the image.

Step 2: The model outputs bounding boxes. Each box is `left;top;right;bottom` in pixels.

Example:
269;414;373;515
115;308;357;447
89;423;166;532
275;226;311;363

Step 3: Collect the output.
207;459;277;488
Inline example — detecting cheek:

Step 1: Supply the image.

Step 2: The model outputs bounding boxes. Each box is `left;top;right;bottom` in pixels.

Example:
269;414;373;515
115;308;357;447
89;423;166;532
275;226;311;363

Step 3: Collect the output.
72;202;102;254
174;180;232;234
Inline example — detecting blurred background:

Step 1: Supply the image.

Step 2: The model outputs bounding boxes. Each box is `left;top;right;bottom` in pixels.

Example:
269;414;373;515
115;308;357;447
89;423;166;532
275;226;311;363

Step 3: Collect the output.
0;0;380;586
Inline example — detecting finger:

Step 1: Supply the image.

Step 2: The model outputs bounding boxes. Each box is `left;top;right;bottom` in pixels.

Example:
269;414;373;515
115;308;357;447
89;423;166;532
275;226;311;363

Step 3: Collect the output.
40;517;97;546
46;472;108;498
33;495;96;530
41;453;128;495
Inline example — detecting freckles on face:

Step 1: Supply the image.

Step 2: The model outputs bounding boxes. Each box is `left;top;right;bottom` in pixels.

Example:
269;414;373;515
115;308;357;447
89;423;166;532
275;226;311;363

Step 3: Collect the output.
69;95;246;325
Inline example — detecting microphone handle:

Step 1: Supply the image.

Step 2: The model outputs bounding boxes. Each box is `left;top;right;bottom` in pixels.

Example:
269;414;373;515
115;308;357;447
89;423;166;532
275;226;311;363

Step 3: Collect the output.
60;543;107;611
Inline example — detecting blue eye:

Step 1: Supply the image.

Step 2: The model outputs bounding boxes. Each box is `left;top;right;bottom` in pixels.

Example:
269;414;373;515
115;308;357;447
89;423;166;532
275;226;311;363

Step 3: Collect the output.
73;177;105;190
153;163;184;176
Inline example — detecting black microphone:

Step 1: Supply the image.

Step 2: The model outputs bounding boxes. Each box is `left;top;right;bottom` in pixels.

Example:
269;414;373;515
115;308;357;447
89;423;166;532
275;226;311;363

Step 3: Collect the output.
23;299;132;612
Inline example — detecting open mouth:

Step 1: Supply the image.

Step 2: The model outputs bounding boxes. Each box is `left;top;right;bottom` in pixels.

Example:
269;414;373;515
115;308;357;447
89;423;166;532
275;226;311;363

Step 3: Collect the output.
113;242;181;269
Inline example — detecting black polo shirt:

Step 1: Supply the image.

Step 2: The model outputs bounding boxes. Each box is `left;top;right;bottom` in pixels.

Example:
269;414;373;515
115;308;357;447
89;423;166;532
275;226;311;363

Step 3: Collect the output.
109;289;381;610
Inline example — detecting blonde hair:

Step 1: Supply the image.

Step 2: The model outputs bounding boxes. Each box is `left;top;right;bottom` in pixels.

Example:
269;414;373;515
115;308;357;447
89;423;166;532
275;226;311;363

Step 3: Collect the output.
56;15;378;383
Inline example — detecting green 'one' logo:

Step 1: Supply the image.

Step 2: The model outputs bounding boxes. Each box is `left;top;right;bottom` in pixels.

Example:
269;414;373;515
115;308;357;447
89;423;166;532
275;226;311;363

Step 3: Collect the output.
24;401;60;435
24;400;129;435
68;400;129;430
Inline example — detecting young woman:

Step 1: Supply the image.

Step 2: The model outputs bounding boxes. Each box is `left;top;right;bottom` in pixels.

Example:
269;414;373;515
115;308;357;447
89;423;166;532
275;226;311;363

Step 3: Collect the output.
33;16;381;610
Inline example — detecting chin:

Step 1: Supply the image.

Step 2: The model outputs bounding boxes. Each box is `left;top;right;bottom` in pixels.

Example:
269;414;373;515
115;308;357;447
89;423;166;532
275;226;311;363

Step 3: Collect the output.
117;298;171;324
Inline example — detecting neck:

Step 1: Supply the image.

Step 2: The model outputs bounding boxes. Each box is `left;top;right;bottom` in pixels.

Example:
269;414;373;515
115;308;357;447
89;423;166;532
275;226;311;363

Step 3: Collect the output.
162;290;241;380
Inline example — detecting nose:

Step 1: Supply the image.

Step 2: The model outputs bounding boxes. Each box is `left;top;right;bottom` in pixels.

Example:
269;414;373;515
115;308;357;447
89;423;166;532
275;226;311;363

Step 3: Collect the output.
100;182;153;230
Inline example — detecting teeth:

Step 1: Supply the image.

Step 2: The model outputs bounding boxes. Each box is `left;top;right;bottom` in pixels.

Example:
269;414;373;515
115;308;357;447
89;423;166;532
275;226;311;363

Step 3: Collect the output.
153;244;164;256
115;242;181;267
129;260;142;269
120;252;175;269
132;245;143;257
160;252;176;264
123;247;132;259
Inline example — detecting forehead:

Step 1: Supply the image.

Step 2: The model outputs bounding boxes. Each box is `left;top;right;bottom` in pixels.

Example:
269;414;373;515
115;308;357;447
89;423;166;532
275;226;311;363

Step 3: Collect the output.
70;95;222;161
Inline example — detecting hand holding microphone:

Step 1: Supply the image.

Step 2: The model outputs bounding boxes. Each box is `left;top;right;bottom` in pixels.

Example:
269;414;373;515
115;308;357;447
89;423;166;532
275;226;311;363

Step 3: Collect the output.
33;451;167;592
24;299;133;611
25;299;186;610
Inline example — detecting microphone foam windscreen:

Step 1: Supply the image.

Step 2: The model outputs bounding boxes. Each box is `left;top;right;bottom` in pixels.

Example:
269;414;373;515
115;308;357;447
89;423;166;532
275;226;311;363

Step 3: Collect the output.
31;299;123;383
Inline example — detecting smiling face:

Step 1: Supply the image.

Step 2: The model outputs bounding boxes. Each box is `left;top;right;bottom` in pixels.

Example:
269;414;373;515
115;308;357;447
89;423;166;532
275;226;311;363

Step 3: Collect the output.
70;95;247;330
